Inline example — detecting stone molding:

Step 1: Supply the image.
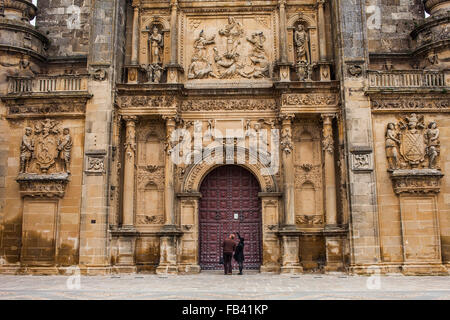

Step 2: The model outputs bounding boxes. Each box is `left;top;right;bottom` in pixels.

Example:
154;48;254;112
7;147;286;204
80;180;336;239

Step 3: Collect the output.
16;172;70;198
390;169;444;194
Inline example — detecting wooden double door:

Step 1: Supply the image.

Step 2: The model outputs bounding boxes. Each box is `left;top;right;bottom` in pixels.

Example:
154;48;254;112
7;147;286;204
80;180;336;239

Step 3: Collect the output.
199;165;262;270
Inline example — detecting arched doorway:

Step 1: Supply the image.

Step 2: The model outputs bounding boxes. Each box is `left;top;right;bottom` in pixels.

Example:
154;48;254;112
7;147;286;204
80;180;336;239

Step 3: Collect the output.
199;165;262;270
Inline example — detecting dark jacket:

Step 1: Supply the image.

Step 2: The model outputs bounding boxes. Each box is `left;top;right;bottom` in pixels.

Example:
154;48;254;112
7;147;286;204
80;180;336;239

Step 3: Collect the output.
233;234;244;262
223;238;236;253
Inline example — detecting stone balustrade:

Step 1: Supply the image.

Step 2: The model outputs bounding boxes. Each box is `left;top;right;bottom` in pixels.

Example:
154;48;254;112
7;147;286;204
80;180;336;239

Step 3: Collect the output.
368;70;448;89
7;75;89;94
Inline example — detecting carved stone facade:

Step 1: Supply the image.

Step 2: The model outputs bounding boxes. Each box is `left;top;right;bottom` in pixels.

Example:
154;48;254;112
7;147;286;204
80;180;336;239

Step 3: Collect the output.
0;0;449;276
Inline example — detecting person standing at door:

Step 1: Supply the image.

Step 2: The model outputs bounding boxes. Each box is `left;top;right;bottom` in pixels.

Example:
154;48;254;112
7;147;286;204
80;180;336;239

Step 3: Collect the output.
222;234;236;275
233;232;245;275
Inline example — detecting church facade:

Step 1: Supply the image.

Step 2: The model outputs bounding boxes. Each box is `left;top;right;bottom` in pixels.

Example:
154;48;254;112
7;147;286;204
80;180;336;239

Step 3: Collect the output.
0;0;449;275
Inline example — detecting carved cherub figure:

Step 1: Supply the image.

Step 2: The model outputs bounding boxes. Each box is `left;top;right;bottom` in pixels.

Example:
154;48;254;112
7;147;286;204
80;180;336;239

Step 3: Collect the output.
385;123;400;170
58;128;73;174
20;127;34;173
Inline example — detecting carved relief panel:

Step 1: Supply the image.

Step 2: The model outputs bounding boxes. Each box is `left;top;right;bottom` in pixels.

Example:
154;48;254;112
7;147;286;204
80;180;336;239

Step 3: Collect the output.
135;120;165;226
292;119;324;227
182;14;275;82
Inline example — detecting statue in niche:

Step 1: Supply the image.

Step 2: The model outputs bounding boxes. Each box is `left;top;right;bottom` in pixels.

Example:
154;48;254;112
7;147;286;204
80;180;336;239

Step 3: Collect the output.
245;32;269;78
294;24;312;80
58;128;73;174
385;123;400;170
142;25;164;83
19;127;34;173
188;30;217;79
148;25;163;65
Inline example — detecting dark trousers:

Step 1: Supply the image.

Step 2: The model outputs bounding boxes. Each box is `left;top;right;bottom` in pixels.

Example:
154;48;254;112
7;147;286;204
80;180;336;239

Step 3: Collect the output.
237;261;243;274
223;252;233;274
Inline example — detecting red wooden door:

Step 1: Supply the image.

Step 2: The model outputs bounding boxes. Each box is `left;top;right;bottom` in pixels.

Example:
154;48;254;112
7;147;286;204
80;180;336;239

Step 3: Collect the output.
199;165;262;270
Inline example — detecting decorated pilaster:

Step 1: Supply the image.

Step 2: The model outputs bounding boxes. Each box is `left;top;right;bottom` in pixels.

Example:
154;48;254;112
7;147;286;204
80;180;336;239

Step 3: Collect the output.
321;114;338;228
278;0;291;82
122;116;137;228
321;114;344;271
317;0;331;81
112;116;138;273
156;116;182;274
127;0;140;84
166;0;183;83
278;114;302;274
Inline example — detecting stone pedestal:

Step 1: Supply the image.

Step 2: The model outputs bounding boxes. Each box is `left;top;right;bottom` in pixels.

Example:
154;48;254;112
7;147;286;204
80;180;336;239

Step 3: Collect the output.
156;226;183;274
324;231;346;272
111;228;137;273
166;64;184;84
278;228;303;274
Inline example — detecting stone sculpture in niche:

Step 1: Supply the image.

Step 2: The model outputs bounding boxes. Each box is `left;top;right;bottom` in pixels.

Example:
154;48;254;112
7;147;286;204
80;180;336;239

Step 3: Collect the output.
141;25;164;83
294;24;312;80
385;114;441;170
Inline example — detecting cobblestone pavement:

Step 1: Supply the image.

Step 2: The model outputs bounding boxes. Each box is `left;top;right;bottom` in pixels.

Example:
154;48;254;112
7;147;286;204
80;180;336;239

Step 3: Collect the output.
0;272;449;300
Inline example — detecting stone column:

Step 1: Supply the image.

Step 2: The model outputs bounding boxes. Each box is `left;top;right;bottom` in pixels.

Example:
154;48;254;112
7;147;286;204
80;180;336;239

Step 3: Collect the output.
164;116;176;227
281;114;295;227
122;116;137;228
278;0;291;81
279;114;302;274
130;3;139;65
317;0;330;80
321;114;338;228
322;114;344;272
166;0;182;83
156;116;182;274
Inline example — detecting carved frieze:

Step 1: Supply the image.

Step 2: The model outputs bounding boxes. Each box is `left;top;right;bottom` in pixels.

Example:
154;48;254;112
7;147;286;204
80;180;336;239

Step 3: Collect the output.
296;215;323;226
16;172;70;198
118;95;177;109
371;96;449;112
180;98;278;111
282;94;338;106
4;100;87;118
390;169;444;194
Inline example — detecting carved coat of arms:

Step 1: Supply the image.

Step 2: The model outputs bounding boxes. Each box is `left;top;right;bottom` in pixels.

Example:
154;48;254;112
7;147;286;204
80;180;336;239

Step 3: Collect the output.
34;119;60;173
19;119;73;174
385;114;440;170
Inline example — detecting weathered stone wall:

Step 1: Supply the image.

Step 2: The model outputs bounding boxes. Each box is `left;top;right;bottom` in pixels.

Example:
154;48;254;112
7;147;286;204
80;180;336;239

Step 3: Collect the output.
373;112;450;270
36;0;91;56
366;0;425;53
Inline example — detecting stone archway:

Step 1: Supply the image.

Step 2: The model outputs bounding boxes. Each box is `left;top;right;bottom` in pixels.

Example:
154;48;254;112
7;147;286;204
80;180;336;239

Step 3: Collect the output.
181;146;279;193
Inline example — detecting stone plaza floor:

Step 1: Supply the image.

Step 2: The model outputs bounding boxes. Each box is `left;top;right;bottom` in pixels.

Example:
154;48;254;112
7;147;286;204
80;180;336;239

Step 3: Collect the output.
0;272;449;300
